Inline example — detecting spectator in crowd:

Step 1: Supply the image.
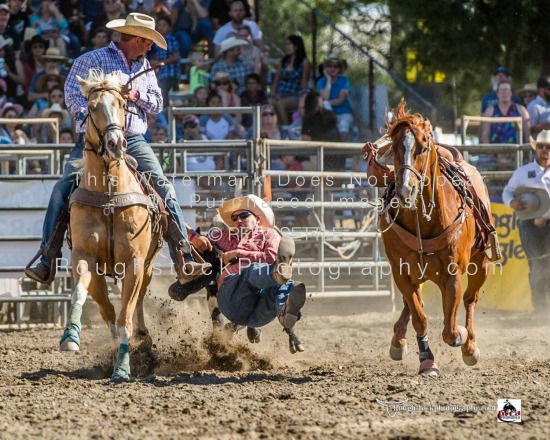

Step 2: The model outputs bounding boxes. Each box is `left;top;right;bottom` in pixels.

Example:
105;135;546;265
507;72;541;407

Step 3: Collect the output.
301;89;341;168
144;110;169;142
212;71;241;122
28;70;66;116
21;35;48;100
480;80;530;144
39;102;70;143
237;24;264;79
188;51;210;94
29;0;71;57
0;101;27;143
59;127;75;144
270;35;311;125
481;66;520;113
87;26;111;51
199;91;234;140
7;0;31;42
0;3;21;53
240;72;267;129
286;87;309;140
317;54;353;139
82;0;110;25
502;130;550;316
527;74;550;137
149;14;180;108
209;0;252;31
518;83;537;108
212;0;261;57
246;103;288;141
181;114;218;171
191;85;208;108
60;0;87;56
0;78;7;109
210;35;248;94
0;35;25;105
150;123;169;143
27;47;67;107
88;0;125;46
171;0;213;57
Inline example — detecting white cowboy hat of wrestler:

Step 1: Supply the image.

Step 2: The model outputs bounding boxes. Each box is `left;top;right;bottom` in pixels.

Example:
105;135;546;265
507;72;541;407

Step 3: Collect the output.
106;13;167;50
218;194;275;229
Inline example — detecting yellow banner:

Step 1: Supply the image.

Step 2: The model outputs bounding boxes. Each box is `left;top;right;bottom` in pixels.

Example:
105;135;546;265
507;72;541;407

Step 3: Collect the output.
422;202;531;311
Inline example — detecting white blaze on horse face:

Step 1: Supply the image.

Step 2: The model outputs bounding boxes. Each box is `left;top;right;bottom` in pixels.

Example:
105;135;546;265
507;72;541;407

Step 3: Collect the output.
99;92;126;160
397;130;418;207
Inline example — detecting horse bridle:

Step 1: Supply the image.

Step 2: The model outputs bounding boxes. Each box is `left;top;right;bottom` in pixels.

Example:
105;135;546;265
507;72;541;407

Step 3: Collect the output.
83;86;126;157
394;129;438;219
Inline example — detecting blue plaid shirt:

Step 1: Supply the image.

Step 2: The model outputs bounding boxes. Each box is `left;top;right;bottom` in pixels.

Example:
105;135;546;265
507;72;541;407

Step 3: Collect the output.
210;59;250;94
149;33;180;80
65;42;163;135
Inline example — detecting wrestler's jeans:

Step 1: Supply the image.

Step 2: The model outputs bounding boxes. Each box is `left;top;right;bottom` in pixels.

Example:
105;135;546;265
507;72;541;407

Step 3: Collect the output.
39;134;187;267
216;262;294;328
518;219;550;313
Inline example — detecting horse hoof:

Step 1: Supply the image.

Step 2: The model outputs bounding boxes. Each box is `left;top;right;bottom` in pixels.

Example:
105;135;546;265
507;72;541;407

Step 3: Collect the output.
463;348;480;366
111;368;130;382
60;340;79;351
419;359;440;377
389;343;407;361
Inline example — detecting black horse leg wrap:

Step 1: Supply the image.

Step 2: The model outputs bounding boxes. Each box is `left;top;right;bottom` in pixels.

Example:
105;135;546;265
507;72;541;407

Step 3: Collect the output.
416;334;435;361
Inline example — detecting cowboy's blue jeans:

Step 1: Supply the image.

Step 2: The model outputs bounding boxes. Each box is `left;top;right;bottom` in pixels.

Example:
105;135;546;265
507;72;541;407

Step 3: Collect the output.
40;134;187;266
216;262;294;328
518;219;550;313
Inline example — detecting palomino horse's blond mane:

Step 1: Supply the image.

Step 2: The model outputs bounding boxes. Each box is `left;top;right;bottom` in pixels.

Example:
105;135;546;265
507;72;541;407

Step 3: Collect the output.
79;69;122;95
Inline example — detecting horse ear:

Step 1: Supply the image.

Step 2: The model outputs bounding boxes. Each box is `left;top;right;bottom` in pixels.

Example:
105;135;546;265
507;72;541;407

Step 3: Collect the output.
76;75;87;91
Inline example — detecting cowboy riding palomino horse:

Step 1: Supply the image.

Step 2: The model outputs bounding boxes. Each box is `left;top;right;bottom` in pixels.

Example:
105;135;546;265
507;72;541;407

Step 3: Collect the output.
60;70;163;380
363;100;501;376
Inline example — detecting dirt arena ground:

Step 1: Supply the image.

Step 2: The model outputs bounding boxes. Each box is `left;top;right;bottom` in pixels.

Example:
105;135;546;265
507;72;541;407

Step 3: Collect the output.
1;288;549;440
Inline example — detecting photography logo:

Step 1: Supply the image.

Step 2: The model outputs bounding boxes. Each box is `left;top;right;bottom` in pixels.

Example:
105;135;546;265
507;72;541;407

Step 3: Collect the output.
497;399;521;423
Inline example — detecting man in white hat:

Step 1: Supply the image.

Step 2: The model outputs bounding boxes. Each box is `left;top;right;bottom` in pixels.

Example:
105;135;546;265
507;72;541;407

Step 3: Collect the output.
502;129;550;315
170;194;307;353
212;1;263;57
210;36;249;94
25;13;210;291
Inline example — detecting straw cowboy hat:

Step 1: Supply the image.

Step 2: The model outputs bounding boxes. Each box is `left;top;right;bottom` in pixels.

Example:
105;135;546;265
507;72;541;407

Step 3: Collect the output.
529;129;550;150
218;194;275;228
219;36;247;54
0;35;13;50
213;71;231;82
513;186;550;220
38;47;68;63
36;72;66;93
518;83;537;98
106;13;167;50
42;103;69;120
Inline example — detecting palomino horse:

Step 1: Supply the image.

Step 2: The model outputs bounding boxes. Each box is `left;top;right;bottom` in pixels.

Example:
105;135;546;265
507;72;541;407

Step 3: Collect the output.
60;70;162;380
375;100;500;376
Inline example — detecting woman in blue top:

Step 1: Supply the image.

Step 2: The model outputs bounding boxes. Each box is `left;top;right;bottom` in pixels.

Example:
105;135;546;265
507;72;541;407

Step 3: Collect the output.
317;55;353;138
270;35;311;125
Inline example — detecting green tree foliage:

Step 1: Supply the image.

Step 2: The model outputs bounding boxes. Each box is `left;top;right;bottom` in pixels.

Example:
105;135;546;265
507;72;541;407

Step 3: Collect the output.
387;0;550;115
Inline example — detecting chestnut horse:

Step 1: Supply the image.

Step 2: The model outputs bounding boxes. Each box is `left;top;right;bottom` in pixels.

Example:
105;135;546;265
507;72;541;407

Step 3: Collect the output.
60;70;162;380
379;101;499;376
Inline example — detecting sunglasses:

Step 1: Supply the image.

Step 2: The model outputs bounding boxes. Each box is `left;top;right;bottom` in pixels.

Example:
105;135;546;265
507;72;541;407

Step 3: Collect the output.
215;81;229;86
51;94;63;98
262;112;275;117
184;122;198;129
536;144;550;150
231;211;253;222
